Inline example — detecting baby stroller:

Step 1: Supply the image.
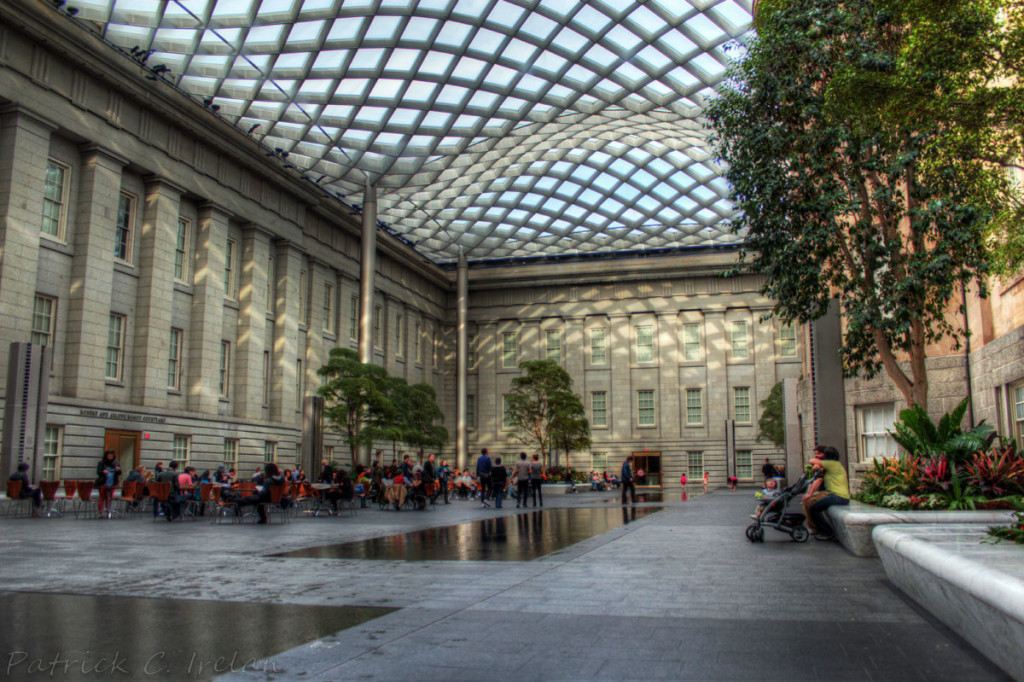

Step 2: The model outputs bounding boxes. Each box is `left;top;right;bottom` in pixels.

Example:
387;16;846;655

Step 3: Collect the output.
745;473;812;543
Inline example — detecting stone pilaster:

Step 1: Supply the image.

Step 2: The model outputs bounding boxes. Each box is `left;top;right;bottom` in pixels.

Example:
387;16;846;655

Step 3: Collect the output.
234;225;271;419
187;202;229;414
271;241;302;425
0;106;56;392
658;311;681;439
609;313;630;440
63;145;127;400
705;309;728;441
131;177;183;406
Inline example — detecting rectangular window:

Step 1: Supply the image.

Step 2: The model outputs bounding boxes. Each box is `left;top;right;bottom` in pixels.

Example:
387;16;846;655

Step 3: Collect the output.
502;395;515;429
224;239;236;297
590;328;607;365
736;450;752;479
349;295;358;341
637;389;655;426
779;322;797;357
687;451;704;479
105;314;125;380
262;350;270;405
734;387;751;424
1015;385;1024;451
636;326;653;363
591;452;607;473
546;330;561;362
730;321;748;360
396;314;404;357
683;323;701;361
31;294;56;347
467;334;476;368
223;438;238;471
592;391;608;427
415;323;423;363
174;218;190;283
167;328;182;390
266;255;275;312
857;404;897;462
173;435;191;465
219;341;230;397
42;426;63;481
323;283;335;333
264;441;277;464
374;305;383;349
685;388;703;426
502;332;517;368
114;192;136;263
42;160;69;241
466;394;476;429
324;445;334;462
298;269;307;326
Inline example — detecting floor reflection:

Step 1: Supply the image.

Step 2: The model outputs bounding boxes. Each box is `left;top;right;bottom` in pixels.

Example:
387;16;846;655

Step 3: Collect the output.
0;592;391;681
271;506;663;562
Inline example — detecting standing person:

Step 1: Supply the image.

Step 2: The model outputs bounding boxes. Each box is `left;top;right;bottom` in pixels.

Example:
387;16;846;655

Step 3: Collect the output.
95;449;122;518
155;460;181;520
680;472;687;490
620;456;636;504
438;459;451;504
529;453;544;507
400;454;414;481
761;458;777;485
319;459;334;484
702;471;709;493
802;445;850;541
423;453;437;503
476;448;493;508
491;458;507;509
515;452;531;508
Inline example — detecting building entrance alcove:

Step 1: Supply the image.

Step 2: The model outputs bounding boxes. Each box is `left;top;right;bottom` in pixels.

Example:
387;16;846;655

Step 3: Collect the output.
632;452;661;487
104;430;140;471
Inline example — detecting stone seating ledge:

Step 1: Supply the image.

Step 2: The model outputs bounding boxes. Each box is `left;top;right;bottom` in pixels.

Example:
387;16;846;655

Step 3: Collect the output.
874;524;1024;682
828;501;1015;557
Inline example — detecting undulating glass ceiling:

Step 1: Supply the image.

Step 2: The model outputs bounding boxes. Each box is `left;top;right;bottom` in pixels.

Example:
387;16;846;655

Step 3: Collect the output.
67;0;752;264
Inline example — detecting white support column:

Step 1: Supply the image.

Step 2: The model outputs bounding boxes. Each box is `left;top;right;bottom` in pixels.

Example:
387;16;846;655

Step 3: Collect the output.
235;225;271;419
456;250;468;472
188;202;229;414
359;181;377;365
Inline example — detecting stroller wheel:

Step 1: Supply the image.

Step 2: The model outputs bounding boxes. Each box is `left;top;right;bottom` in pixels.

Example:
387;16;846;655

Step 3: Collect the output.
745;524;761;543
792;526;809;543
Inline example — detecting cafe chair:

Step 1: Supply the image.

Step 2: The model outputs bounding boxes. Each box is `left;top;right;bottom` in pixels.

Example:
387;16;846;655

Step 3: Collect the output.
259;484;290;525
210;485;239;524
147;482;172;521
74;481;97;519
59;480;78;516
4;480;32;518
39;480;62;518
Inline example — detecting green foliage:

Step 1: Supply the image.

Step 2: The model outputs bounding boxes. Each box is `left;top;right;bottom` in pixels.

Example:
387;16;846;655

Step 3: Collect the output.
707;0;1007;410
505;359;590;466
317;348;446;466
756;381;786;448
987;510;1024;545
889;397;996;464
962;446;1024;497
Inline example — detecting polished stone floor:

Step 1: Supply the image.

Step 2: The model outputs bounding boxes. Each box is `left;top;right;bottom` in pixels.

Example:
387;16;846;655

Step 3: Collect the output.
0;488;1009;681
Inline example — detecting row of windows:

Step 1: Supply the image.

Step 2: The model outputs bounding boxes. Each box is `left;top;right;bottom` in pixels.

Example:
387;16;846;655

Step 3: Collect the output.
37;429;292;481
472;387;757;431
485;322;796;370
583;450;754;479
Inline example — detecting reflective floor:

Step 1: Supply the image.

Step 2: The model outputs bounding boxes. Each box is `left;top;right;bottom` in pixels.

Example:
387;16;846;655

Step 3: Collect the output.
270;506;662;561
0;591;392;681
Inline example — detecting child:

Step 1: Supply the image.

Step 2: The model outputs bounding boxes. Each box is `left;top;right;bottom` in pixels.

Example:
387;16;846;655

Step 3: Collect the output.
702;471;709;493
680;473;687;489
751;478;780;519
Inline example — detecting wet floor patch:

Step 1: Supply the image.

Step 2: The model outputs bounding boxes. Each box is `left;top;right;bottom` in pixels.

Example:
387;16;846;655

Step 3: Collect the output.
0;591;392;681
270;505;662;561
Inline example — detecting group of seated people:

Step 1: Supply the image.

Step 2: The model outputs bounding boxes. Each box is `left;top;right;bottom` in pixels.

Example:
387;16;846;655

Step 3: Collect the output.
587;471;620;491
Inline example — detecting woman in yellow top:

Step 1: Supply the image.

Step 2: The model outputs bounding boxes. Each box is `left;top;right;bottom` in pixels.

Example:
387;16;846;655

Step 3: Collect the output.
801;445;850;541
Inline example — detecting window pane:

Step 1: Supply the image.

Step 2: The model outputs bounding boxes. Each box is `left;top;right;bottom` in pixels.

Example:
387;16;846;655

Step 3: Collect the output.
114;193;134;262
637;389;655;426
31;295;55;347
502;332;517;368
224;239;235;296
780;323;796;357
175;218;189;281
687;451;704;478
546;330;560;361
686;388;702;425
106;314;123;379
466;394;475;429
636;326;653;362
42;161;67;239
736;450;752;479
167;328;181;389
590;328;606;364
592;391;607;427
683;324;700;361
734;387;750;423
502;394;514;428
730;321;748;359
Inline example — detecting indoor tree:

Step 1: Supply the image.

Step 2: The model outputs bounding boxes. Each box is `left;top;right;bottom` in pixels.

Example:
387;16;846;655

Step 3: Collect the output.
707;0;1003;411
505;359;589;468
317;347;390;467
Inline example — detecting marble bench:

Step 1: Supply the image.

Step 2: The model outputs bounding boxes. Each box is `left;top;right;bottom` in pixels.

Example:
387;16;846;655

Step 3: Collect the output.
874;524;1024;681
828;501;1016;557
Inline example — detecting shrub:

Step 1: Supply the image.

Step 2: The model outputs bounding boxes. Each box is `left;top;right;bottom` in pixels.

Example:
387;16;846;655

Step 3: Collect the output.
962;446;1024;498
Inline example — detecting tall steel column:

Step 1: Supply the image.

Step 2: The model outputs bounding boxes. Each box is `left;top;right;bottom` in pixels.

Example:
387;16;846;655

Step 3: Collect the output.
359;181;377;365
456;250;468;470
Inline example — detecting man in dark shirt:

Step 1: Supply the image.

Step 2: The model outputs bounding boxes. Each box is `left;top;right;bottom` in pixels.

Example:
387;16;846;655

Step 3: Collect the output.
491;457;507;509
8;462;41;512
621;456;636;505
476;448;493;508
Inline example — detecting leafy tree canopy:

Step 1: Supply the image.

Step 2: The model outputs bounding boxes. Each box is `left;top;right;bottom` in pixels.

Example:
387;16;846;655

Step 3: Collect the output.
707;0;1007;410
757;381;786;449
505;359;589;466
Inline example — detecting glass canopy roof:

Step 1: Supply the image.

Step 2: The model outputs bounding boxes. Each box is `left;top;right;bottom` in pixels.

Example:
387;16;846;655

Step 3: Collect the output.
69;0;752;264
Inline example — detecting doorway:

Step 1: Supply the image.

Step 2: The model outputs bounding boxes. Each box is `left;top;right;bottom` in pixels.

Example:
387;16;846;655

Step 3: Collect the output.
104;430;140;472
631;452;661;487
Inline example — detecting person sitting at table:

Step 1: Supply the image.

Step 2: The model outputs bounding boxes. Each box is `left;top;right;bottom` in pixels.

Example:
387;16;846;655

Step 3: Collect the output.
8;462;42;514
355;465;371;508
319;459;334;485
214;465;230;485
124;466;145;484
409;471;428;510
384;473;407;510
233;463;291;524
155;460;182;520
